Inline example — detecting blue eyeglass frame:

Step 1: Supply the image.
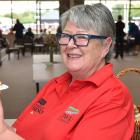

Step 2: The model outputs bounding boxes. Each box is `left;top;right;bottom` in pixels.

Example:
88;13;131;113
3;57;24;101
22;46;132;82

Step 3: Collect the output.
56;32;108;47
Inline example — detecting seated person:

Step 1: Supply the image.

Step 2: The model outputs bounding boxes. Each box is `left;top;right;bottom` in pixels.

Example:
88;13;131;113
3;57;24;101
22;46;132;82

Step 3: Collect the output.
24;27;34;39
0;3;134;140
6;27;15;48
0;29;8;48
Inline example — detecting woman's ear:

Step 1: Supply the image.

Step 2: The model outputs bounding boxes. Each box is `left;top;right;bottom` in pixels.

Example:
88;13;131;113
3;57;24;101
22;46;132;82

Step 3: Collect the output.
102;37;112;57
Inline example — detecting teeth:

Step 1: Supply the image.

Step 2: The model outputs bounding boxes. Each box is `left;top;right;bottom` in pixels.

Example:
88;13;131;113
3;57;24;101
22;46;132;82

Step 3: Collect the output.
68;54;81;58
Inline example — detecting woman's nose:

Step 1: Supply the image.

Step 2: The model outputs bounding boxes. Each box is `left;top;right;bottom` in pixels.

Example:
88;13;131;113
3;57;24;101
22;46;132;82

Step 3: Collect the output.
67;38;77;48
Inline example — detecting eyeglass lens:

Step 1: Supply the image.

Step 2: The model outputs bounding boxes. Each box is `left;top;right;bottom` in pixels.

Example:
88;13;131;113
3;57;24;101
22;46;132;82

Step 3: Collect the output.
58;33;89;46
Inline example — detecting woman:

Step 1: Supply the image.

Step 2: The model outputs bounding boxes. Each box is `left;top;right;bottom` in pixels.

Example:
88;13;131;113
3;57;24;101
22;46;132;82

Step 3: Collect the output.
0;3;134;140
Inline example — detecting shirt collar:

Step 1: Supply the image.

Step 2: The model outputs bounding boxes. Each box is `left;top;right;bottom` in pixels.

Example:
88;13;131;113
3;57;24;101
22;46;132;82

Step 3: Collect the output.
54;72;72;84
55;63;114;87
86;63;114;87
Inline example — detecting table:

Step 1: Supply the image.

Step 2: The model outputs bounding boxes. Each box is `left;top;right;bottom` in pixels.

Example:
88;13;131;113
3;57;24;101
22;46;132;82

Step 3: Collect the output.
33;54;62;64
15;44;24;56
33;55;66;93
5;119;16;126
34;43;44;53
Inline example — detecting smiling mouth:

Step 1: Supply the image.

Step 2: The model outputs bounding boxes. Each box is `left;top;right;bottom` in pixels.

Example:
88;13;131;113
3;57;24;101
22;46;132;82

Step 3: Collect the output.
67;54;82;58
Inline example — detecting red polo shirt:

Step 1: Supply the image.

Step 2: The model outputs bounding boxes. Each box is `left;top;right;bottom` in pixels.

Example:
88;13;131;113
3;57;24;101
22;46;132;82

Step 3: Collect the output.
13;64;134;140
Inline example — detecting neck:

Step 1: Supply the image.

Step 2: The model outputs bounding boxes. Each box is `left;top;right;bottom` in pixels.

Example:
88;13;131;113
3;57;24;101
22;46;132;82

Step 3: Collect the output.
71;59;106;82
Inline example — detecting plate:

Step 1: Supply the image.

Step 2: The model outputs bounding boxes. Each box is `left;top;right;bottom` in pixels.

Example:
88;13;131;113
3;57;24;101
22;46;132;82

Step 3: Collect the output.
0;84;9;91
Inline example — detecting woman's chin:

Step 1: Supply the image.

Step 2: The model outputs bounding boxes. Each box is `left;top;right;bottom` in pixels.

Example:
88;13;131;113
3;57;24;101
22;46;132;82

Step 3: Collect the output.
64;60;83;72
66;66;81;73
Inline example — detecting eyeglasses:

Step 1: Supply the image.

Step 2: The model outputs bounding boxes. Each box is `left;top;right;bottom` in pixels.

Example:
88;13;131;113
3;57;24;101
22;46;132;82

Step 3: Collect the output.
56;33;107;47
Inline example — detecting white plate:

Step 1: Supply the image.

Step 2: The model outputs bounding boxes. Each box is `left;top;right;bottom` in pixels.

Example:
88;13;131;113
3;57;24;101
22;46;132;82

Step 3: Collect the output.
0;84;9;91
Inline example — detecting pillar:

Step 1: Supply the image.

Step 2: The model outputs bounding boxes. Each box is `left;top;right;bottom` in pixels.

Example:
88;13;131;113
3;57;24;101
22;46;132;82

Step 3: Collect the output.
59;0;84;15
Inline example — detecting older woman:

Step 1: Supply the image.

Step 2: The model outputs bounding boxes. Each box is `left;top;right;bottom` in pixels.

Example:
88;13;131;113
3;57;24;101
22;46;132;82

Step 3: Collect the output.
0;3;134;140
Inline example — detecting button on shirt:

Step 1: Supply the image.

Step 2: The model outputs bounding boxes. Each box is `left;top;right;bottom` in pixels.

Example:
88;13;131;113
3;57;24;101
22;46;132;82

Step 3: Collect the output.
13;64;134;140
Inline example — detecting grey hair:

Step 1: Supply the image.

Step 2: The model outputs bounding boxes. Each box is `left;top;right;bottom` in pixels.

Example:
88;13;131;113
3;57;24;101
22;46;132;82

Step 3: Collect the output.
60;3;116;63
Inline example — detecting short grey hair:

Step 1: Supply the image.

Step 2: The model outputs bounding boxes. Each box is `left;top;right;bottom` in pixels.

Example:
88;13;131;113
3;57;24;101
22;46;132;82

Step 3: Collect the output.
60;3;116;63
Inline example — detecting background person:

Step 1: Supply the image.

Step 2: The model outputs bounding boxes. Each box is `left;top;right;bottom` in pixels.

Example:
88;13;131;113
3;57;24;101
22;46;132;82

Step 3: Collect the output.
114;15;125;59
0;29;8;49
128;21;140;55
0;3;134;140
24;27;34;39
6;27;15;48
13;19;25;43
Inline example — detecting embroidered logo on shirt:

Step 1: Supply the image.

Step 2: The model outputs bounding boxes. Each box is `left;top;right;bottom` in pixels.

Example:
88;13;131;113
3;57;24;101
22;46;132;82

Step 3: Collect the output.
32;98;47;114
59;106;80;123
65;106;80;115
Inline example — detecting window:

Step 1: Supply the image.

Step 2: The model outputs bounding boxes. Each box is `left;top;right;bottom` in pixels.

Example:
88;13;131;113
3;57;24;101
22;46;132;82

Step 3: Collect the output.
0;1;59;34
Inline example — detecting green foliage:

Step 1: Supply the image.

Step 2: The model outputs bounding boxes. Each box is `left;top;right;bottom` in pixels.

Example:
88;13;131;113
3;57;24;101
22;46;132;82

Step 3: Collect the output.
3;11;36;24
2;13;11;18
130;4;140;17
112;4;140;21
112;4;124;21
4;13;18;19
18;11;36;23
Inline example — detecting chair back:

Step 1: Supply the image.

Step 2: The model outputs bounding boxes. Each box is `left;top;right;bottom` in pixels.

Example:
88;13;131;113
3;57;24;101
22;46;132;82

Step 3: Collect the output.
117;68;140;140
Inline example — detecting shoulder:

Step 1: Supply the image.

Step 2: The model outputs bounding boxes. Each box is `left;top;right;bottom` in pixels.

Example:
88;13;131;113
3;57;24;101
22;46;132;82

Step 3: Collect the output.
93;75;133;112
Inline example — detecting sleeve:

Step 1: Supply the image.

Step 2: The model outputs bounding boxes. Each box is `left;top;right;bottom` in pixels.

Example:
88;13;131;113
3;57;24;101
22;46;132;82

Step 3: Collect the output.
71;97;134;140
13;25;16;31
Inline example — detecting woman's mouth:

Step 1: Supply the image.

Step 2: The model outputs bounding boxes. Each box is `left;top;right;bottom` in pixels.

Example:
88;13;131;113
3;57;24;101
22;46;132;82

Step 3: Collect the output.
67;54;82;58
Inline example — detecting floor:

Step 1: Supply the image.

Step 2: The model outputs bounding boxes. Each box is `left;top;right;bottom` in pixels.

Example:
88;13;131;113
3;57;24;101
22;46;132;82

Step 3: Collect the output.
0;52;140;119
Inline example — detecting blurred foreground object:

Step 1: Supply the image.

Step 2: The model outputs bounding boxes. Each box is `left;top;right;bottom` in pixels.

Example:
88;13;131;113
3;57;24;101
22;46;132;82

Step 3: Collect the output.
117;68;140;140
0;81;8;91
